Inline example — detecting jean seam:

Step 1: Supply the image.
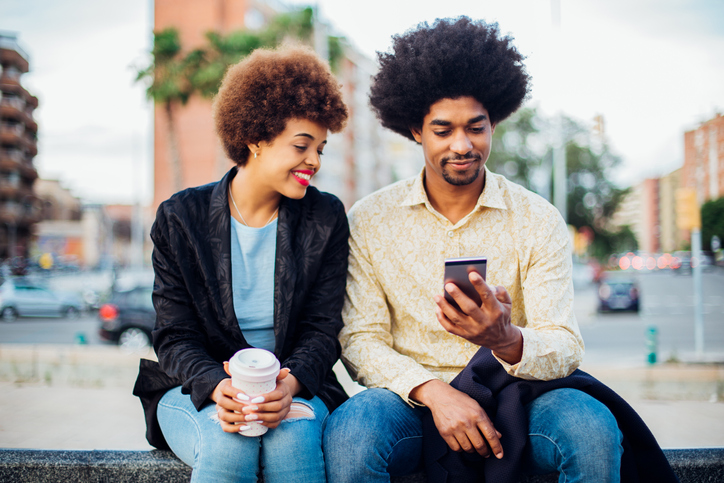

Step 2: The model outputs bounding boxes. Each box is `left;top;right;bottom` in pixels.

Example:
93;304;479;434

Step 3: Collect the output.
158;400;204;464
385;434;423;466
528;432;567;483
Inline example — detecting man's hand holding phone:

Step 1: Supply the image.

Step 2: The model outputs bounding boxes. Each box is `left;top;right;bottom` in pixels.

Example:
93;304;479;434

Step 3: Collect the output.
434;260;523;365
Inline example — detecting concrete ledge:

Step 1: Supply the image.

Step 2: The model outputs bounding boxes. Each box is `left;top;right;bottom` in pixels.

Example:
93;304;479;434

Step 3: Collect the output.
0;448;722;482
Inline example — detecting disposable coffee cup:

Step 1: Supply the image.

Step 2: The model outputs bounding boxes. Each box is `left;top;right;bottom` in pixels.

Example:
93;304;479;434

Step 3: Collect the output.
228;348;280;436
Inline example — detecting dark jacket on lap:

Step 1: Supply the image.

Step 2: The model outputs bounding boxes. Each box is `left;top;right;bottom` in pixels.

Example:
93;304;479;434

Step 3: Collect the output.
422;348;678;483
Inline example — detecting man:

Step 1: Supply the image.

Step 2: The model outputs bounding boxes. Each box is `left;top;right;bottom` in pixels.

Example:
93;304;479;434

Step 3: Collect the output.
324;17;627;482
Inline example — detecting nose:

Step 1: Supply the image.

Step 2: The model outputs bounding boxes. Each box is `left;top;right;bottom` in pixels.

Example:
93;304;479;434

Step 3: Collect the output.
450;130;473;155
306;151;321;171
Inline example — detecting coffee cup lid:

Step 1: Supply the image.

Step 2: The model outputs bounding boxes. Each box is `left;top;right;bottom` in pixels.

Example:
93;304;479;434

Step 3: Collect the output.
228;348;280;382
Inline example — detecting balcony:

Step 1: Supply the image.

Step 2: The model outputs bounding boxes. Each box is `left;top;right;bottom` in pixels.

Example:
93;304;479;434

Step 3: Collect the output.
0;175;21;197
0;148;24;166
0;96;25;119
23;133;38;155
0;201;22;224
0;122;24;145
19;161;38;181
0;36;30;73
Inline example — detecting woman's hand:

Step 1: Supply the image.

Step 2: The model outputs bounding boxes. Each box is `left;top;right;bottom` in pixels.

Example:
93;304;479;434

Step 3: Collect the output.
211;368;301;432
240;368;300;429
211;378;255;433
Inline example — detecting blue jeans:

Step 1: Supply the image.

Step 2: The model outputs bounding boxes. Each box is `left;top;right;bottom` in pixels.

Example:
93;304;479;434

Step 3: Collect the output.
323;388;623;483
157;386;328;483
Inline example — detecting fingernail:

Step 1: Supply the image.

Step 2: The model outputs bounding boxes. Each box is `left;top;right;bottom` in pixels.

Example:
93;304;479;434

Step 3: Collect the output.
251;396;265;404
445;283;455;291
242;405;258;413
238;425;250;431
236;393;250;401
245;414;258;421
496;452;504;459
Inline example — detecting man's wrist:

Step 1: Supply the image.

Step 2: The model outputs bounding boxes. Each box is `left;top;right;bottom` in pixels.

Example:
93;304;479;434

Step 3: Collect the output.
409;379;445;407
491;325;524;365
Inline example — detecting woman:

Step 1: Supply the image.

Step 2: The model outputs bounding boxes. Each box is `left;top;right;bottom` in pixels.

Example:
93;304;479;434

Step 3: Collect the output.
133;45;349;483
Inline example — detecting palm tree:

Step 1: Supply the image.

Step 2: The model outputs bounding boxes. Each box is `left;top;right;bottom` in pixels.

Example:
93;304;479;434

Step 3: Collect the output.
136;28;192;194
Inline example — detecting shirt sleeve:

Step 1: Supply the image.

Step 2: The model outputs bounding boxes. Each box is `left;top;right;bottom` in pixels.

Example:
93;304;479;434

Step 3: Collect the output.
494;211;585;380
339;206;438;405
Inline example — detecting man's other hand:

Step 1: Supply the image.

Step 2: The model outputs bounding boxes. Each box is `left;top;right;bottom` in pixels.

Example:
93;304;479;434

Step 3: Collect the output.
410;379;503;458
433;271;523;365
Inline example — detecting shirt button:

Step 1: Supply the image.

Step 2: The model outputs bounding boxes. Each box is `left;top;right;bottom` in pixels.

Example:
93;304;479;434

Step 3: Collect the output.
447;231;454;237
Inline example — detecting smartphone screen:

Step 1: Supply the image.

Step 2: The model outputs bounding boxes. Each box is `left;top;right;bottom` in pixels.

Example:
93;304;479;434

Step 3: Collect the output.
444;256;487;312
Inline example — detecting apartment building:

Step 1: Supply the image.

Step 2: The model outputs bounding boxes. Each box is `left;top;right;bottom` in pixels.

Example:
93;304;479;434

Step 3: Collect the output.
683;113;724;204
0;33;41;260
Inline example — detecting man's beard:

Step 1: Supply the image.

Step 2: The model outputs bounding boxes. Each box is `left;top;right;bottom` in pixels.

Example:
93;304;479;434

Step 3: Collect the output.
440;154;483;186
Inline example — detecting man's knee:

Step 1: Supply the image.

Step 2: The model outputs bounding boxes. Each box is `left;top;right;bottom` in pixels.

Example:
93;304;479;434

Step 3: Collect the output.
325;389;403;447
324;388;421;458
527;388;623;474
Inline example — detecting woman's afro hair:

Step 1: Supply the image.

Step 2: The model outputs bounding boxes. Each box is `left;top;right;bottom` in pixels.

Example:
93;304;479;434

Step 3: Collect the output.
370;17;530;141
213;44;348;166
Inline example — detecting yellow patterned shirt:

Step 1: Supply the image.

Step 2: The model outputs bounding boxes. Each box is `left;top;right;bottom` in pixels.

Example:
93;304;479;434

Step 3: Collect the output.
340;167;584;405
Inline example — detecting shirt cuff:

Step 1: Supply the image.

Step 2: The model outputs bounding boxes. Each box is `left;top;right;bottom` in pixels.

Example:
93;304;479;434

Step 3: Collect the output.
491;326;539;381
393;370;439;407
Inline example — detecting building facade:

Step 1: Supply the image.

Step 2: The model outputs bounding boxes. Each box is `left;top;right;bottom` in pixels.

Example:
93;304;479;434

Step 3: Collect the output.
0;33;41;261
683;114;724;204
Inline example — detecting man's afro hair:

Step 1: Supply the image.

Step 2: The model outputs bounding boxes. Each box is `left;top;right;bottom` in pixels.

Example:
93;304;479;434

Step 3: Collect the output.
369;17;530;141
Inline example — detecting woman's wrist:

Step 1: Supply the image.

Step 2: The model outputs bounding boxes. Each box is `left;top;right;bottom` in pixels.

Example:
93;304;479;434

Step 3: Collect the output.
283;373;301;397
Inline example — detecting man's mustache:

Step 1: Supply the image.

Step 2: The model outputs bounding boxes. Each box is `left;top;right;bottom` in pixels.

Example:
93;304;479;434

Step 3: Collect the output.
441;153;482;166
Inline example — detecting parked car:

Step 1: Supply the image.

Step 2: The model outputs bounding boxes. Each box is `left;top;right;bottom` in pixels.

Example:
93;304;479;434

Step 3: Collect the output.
98;285;155;352
0;279;83;321
597;276;640;312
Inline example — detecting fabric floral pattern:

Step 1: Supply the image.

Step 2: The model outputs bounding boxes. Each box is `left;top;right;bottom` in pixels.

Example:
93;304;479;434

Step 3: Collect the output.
340;167;585;406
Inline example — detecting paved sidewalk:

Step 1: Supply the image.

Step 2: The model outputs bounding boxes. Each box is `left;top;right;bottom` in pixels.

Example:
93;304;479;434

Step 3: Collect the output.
0;345;722;450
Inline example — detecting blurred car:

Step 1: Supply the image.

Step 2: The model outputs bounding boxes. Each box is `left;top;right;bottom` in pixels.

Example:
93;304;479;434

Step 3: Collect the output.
98;285;155;352
670;251;692;274
597;277;640;312
0;279;83;321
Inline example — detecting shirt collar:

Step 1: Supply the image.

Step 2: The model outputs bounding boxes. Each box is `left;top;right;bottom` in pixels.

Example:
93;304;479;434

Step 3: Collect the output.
400;166;508;211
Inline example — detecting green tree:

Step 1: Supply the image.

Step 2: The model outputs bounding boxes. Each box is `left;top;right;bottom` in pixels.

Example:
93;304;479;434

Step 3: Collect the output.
489;110;632;260
701;197;724;251
187;7;344;100
135;28;192;194
488;107;542;191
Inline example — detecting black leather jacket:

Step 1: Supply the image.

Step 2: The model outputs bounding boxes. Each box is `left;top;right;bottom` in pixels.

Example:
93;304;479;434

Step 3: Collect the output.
133;167;349;449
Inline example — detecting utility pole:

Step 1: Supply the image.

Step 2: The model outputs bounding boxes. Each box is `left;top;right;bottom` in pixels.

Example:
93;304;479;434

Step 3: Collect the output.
676;188;704;358
551;0;567;221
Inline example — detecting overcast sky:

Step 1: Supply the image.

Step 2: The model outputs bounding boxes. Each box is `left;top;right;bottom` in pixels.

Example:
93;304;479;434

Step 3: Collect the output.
1;0;723;205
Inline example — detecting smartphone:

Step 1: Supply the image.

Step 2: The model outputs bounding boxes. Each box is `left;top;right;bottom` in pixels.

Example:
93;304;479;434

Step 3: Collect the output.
444;256;487;312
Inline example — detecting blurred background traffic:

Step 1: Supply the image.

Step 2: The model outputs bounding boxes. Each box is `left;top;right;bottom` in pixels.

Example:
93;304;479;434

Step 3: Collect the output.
0;0;722;450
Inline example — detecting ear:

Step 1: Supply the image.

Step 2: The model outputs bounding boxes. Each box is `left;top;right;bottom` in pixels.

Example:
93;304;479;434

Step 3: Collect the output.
491;123;496;135
247;143;260;158
410;126;423;144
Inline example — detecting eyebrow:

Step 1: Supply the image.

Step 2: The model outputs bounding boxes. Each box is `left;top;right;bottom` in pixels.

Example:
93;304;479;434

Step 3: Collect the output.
429;114;488;126
294;133;327;144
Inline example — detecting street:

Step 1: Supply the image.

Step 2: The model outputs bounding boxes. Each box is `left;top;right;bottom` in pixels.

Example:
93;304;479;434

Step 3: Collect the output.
2;269;723;363
575;269;724;366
